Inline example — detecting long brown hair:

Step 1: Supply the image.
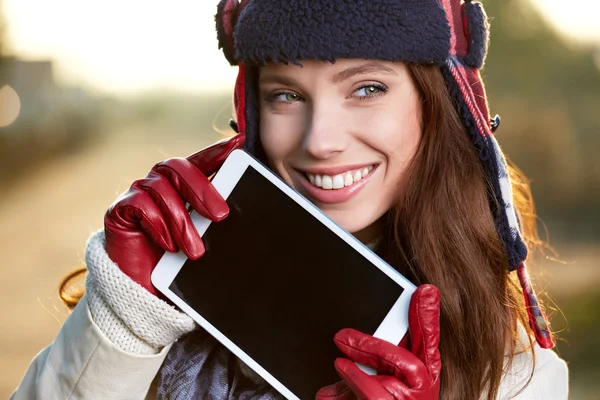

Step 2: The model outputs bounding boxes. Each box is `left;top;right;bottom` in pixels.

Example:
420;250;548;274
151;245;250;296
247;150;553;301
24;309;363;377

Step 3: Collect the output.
379;63;540;399
60;63;546;399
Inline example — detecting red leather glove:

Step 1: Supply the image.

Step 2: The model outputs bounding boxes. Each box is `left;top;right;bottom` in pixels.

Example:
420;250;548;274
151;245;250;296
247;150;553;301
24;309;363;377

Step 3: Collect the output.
317;284;441;400
104;134;245;296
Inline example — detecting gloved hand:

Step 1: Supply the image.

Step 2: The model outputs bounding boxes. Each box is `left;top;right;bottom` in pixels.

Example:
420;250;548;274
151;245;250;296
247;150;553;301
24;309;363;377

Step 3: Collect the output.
104;134;245;296
317;285;441;400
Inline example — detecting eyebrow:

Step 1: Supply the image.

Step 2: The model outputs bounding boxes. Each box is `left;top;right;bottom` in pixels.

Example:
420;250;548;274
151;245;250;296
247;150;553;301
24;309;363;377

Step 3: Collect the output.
332;63;398;83
258;62;398;87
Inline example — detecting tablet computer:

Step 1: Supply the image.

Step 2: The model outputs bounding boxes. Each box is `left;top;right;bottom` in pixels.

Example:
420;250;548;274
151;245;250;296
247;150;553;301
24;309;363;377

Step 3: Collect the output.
152;149;416;399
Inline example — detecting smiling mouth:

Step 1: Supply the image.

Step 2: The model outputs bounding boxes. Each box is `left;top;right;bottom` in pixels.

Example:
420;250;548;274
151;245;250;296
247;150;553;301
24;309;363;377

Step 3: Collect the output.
304;165;375;190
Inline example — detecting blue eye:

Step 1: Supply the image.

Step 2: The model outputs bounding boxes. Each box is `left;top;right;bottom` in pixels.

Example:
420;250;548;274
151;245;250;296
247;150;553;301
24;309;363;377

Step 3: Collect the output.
354;84;387;98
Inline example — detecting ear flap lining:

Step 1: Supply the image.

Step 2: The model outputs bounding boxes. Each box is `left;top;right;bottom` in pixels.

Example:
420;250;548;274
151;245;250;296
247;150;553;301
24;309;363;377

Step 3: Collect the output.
462;1;490;69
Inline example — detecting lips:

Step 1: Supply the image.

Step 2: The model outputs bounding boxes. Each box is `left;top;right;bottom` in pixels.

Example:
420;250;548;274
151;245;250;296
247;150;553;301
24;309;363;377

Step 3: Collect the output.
295;164;378;204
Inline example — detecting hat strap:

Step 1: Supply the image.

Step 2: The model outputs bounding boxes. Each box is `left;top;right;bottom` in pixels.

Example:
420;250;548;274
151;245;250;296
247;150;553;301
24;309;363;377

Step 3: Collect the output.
233;64;247;135
517;262;555;349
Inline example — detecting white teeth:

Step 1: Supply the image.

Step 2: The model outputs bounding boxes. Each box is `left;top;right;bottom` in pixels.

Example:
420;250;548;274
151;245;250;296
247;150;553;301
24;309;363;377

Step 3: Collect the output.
332;175;345;189
344;172;354;186
305;165;375;190
315;175;322;187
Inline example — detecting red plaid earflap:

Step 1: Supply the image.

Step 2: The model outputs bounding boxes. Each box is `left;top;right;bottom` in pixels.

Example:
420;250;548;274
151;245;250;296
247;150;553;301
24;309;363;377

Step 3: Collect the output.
216;0;250;136
442;0;555;349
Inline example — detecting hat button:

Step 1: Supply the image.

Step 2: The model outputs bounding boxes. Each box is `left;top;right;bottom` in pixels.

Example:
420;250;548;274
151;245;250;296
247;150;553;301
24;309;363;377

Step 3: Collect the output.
490;114;501;132
229;119;240;133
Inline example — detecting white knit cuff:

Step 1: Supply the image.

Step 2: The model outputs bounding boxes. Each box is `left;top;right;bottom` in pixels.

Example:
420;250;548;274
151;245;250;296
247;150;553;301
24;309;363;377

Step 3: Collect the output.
84;230;196;355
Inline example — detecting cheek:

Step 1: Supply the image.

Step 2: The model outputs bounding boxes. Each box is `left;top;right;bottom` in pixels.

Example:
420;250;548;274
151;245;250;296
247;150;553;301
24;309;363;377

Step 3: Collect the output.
259;108;304;174
364;97;422;193
389;117;422;168
386;120;421;189
364;101;422;164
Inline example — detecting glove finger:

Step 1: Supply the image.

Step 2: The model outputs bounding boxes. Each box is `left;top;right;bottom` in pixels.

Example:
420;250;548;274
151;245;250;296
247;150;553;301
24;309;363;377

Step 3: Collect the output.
334;329;427;388
186;133;245;176
372;376;413;400
316;381;356;400
133;174;205;259
409;284;442;381
152;158;229;222
105;188;176;254
334;358;394;400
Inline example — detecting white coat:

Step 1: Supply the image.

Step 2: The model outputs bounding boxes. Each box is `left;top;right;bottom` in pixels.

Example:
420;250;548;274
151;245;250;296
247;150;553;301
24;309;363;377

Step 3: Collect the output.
11;232;569;399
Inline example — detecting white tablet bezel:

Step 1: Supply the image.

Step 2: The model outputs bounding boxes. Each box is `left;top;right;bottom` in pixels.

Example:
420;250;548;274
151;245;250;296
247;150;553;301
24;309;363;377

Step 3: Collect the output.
152;149;416;400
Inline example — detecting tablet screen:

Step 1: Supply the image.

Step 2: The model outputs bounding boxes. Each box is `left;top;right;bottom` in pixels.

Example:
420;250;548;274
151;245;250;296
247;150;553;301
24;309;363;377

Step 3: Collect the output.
169;165;404;398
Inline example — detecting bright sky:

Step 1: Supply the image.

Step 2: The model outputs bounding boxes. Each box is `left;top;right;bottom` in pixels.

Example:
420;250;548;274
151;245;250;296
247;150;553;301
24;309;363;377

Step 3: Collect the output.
3;0;238;95
3;0;600;96
531;0;600;42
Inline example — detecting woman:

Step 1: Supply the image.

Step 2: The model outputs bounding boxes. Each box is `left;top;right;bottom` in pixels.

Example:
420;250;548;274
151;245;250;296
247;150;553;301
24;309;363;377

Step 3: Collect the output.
12;0;568;399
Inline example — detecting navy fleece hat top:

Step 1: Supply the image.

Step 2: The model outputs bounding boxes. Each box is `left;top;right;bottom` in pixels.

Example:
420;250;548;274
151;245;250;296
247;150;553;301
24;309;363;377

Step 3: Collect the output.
215;0;554;349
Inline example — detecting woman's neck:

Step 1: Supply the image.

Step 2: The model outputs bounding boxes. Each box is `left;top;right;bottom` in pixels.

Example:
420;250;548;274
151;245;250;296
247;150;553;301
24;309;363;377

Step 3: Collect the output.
352;218;383;249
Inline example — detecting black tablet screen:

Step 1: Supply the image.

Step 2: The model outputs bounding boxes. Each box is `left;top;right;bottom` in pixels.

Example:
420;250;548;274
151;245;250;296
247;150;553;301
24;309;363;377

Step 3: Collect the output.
169;165;405;398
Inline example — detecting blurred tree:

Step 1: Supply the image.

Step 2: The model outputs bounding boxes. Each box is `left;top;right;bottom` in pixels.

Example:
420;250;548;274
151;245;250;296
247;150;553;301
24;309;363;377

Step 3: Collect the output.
0;0;5;59
0;0;104;192
483;0;600;241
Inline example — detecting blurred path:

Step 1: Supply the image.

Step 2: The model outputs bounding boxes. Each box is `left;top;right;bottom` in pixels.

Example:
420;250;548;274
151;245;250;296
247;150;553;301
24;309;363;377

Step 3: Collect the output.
0;126;220;397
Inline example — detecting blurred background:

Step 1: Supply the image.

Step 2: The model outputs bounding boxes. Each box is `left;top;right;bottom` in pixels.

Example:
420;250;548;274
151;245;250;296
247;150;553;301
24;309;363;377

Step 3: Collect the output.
0;0;598;398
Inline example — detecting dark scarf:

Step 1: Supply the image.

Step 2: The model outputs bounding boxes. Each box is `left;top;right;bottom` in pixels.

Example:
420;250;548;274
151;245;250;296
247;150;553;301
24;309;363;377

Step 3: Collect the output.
157;328;285;399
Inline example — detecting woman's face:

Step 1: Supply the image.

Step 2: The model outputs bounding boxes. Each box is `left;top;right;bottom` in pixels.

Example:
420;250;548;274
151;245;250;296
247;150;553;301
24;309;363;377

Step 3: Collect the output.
259;59;422;243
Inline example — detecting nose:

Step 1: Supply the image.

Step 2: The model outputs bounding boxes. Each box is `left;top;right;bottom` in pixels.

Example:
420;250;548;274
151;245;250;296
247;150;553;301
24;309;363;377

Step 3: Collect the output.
302;102;348;159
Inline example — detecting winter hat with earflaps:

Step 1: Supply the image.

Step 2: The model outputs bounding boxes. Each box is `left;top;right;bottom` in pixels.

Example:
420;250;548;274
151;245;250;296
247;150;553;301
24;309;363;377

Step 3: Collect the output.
215;0;554;349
